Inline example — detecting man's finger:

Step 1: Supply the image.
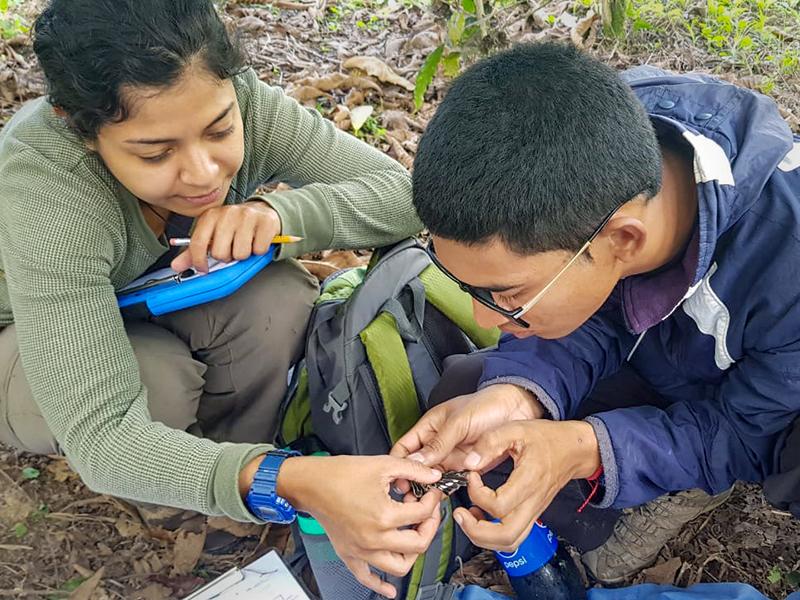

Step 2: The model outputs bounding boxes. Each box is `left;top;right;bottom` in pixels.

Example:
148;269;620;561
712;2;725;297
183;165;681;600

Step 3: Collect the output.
406;415;473;467
461;422;524;472
391;410;444;458
342;556;397;598
453;500;537;553
394;479;411;495
466;459;540;520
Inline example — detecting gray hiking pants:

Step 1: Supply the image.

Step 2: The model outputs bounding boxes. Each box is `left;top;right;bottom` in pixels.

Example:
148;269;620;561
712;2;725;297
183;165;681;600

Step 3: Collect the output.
0;258;318;454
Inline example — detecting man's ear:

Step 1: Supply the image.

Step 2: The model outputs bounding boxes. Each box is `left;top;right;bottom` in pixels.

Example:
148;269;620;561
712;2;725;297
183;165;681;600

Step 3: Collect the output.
604;217;647;264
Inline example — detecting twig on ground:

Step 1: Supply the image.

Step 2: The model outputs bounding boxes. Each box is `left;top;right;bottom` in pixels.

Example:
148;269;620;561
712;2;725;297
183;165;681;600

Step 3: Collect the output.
0;591;68;597
0;544;32;551
45;512;117;524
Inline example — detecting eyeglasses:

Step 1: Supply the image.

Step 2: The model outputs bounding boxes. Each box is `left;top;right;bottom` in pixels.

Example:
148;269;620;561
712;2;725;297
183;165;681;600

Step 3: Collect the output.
425;204;622;328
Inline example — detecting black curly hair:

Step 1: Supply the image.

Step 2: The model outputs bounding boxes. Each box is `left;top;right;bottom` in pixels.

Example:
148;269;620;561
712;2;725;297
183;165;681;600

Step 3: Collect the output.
33;0;248;140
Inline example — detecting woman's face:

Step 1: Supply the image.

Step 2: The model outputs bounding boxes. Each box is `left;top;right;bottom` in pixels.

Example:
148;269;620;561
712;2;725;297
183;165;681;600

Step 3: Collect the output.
91;64;245;217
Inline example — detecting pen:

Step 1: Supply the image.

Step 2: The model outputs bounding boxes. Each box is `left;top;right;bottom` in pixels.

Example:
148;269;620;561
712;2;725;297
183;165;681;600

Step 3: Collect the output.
169;235;303;247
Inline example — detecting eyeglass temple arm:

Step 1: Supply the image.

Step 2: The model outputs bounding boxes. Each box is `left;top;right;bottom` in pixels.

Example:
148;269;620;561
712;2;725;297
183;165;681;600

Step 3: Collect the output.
514;239;593;316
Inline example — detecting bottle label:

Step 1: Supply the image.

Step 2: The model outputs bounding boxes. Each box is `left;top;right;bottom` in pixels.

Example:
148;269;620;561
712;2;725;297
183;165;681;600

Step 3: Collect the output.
494;520;558;577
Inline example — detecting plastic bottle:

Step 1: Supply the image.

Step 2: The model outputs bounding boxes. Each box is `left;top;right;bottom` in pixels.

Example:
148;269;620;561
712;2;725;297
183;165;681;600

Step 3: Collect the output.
493;520;586;600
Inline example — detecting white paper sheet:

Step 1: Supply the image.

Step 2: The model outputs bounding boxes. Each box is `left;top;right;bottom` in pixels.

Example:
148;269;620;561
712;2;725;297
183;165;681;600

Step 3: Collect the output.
118;257;239;293
185;550;312;600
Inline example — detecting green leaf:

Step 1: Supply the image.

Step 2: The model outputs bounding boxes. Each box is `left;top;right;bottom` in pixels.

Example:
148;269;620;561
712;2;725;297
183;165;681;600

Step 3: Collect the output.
13;522;28;538
414;45;443;112
461;0;476;13
0;0;8;13
737;36;753;49
786;571;800;587
767;567;782;584
60;577;87;593
447;11;466;46
442;52;461;77
21;467;40;480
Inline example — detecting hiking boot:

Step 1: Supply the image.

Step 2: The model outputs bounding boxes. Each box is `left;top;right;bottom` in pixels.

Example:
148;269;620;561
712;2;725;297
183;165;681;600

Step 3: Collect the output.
581;487;733;584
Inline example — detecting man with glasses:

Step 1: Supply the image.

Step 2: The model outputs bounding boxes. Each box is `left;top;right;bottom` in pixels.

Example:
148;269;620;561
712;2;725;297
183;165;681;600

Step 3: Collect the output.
392;42;800;582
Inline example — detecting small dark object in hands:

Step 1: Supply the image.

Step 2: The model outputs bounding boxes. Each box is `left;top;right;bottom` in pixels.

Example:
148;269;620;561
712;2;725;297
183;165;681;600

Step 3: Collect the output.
411;471;469;499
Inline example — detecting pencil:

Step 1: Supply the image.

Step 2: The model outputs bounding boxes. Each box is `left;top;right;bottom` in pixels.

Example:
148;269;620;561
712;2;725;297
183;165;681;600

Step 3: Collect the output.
169;235;303;247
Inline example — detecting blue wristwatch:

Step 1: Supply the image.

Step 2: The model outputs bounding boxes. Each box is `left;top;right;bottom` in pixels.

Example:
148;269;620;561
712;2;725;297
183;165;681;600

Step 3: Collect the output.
245;449;302;523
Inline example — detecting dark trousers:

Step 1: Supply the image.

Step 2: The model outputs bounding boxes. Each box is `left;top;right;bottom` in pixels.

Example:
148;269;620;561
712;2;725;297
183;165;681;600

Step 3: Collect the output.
428;354;675;553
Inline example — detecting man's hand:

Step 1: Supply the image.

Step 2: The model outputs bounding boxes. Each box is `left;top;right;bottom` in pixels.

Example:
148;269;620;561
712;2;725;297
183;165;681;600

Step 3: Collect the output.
391;384;544;471
276;455;444;598
452;419;600;552
171;201;280;273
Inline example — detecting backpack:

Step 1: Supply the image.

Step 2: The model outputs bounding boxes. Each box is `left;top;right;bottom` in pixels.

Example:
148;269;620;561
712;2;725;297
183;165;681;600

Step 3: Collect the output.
279;238;500;600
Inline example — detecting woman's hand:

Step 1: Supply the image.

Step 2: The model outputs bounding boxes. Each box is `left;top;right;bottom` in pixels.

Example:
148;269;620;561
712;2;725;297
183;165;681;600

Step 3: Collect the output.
170;201;280;273
277;455;444;598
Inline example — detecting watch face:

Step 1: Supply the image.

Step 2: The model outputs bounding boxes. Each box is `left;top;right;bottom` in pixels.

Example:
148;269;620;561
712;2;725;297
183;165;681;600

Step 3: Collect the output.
255;505;282;521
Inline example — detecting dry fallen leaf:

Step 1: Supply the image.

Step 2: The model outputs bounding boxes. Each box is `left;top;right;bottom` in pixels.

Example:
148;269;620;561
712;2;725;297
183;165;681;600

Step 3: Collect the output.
343;56;414;91
570;10;599;47
172;527;206;575
115;516;144;538
346;76;383;93
207;515;263;538
288;85;330;103
134;552;166;576
69;566;105;600
300;260;340;281
237;15;268;32
0;469;35;527
345;88;366;108
295;72;349;91
643;556;683;585
332;104;351;130
133;584;173;600
46;458;78;482
387;133;414;170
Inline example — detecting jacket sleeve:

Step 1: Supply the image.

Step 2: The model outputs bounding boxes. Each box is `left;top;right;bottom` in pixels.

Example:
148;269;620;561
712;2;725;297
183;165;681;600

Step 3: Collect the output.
590;344;800;508
479;304;637;421
234;69;422;258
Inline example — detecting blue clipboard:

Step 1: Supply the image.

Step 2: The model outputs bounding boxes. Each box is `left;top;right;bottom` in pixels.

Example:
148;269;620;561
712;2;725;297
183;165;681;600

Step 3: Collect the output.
117;247;276;316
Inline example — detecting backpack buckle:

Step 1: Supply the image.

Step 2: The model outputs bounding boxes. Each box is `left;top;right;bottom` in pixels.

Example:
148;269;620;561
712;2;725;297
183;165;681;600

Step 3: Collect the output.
322;392;348;425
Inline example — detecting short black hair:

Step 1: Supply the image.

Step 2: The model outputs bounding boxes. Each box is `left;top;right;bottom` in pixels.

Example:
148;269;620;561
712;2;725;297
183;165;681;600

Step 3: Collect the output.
412;42;662;255
33;0;247;140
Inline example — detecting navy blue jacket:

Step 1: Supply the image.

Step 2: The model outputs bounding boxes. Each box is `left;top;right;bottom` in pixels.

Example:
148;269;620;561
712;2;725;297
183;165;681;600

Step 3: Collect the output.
478;67;800;509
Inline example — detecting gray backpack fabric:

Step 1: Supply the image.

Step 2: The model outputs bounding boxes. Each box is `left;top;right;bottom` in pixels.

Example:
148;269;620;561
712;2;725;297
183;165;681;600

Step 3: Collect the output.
280;238;500;600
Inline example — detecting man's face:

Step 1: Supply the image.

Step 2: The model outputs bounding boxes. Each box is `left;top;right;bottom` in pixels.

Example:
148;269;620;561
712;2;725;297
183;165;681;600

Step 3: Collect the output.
91;65;245;218
432;235;621;339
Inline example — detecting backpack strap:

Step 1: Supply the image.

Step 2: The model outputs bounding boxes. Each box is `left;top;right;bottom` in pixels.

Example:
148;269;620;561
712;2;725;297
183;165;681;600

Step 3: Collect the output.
406;498;456;600
418;266;500;349
359;310;421;443
358;279;457;600
414;583;461;600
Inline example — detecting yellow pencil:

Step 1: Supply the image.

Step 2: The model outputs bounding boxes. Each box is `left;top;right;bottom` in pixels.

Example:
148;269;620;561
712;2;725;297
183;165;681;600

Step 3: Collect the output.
269;235;303;244
169;235;303;247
